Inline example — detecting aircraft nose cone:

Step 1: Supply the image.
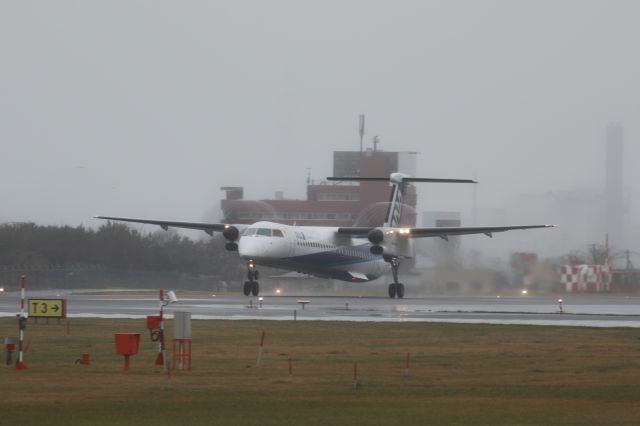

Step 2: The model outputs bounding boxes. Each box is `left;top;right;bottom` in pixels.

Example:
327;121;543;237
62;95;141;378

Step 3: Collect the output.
238;238;264;259
239;236;288;259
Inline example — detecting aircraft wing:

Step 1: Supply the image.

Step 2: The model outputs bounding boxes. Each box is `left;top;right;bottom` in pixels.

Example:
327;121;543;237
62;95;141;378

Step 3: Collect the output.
337;224;555;239
94;216;231;236
403;224;555;238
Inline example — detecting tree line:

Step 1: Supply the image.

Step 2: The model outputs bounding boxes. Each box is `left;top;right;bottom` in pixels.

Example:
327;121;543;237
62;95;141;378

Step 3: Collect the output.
0;222;242;279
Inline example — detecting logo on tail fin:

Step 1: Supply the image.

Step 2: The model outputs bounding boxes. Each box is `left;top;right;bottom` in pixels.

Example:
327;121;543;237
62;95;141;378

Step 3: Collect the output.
384;181;406;228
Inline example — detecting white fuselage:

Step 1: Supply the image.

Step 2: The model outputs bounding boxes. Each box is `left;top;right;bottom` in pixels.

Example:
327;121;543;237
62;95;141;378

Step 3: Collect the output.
237;221;389;282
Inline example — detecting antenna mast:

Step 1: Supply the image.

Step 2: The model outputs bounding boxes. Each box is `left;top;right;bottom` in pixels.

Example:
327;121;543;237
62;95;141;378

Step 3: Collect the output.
359;114;365;152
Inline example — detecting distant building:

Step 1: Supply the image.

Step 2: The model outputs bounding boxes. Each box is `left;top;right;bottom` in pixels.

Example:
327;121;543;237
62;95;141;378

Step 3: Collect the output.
332;150;417;178
220;150;418;227
421;211;461;266
605;123;627;248
474;123;631;260
503;189;605;257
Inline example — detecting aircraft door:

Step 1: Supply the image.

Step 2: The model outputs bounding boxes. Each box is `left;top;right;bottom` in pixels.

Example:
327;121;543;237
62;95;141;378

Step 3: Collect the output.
282;229;295;257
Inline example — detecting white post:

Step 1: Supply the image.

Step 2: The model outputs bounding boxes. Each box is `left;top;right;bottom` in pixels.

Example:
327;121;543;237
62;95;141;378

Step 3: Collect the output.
16;275;26;370
155;288;167;371
160;289;166;371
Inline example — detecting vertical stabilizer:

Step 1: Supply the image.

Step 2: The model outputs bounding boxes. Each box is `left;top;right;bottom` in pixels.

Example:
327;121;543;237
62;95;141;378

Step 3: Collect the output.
383;173;409;227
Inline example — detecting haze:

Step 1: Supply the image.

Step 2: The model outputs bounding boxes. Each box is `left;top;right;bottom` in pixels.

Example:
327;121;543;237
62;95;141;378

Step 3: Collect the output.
1;1;639;257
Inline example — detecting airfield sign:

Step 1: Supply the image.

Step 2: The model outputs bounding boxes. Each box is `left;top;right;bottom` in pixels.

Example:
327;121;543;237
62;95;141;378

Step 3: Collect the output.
28;299;67;318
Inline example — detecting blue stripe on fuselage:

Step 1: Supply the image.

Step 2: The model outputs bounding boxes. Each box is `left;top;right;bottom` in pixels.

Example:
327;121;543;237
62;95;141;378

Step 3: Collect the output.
290;244;379;267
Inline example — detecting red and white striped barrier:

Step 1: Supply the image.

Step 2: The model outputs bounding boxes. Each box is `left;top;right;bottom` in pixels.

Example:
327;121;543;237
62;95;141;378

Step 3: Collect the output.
561;265;611;292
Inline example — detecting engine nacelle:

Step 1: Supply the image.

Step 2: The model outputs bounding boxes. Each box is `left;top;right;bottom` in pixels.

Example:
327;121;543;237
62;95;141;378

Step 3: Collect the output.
367;227;412;257
368;228;385;255
370;245;384;255
367;228;384;245
222;226;239;242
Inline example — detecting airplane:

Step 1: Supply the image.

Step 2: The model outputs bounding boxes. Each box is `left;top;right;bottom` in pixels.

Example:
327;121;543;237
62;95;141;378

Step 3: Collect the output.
96;173;554;298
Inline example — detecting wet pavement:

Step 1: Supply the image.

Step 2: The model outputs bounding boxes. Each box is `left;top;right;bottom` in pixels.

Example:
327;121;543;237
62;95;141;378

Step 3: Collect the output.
2;290;640;327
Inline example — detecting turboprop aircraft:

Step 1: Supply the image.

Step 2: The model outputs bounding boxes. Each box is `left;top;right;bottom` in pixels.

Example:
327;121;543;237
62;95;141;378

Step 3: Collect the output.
96;173;553;298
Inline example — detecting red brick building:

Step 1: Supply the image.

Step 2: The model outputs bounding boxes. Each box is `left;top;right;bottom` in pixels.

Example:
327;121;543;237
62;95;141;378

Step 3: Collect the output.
220;150;418;227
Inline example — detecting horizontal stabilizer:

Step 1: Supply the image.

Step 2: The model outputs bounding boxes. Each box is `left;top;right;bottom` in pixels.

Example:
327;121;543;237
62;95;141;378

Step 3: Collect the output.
327;176;476;184
329;173;476;227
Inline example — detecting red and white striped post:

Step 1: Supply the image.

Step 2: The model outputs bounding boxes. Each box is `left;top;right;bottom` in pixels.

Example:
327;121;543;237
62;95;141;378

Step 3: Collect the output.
155;288;166;370
16;275;27;370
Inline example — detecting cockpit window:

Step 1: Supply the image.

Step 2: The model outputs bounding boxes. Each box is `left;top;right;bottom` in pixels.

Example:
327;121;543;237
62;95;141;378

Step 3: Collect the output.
256;228;271;237
245;228;284;237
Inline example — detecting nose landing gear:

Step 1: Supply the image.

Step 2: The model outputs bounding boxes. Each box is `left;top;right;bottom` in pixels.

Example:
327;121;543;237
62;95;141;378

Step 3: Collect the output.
243;260;260;296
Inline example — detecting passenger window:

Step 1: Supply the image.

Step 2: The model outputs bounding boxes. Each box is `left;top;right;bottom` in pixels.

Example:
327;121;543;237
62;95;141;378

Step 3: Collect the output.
273;229;284;238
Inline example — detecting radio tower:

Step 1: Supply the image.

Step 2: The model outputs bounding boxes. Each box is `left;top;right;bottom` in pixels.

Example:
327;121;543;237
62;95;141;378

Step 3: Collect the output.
359;114;365;153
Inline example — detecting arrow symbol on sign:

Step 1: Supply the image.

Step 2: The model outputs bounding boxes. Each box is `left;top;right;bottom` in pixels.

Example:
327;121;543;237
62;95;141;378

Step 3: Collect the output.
52;305;59;312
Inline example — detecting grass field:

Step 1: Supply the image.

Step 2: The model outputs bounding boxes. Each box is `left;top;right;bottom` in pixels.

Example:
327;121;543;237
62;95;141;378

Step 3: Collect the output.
1;317;640;425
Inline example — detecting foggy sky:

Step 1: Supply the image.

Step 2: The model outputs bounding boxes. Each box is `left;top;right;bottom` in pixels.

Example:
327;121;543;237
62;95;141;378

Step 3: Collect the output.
1;1;639;252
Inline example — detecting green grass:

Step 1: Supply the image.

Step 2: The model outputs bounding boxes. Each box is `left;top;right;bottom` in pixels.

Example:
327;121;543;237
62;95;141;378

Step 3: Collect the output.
1;318;640;425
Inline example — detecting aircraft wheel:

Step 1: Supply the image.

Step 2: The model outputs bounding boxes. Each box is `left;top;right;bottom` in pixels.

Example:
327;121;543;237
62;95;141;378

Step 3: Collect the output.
243;281;251;296
396;283;405;299
251;282;260;296
388;283;397;298
254;270;260;280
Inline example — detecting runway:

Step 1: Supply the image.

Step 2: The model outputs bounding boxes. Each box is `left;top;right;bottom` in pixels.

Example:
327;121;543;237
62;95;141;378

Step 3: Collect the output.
2;290;640;327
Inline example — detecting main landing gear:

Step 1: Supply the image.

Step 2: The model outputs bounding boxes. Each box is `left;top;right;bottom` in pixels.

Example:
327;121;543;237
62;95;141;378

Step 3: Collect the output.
386;256;405;299
243;260;260;296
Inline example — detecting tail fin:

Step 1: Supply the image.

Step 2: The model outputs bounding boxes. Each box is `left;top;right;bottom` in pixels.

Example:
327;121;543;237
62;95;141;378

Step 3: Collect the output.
327;173;476;228
384;175;406;227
